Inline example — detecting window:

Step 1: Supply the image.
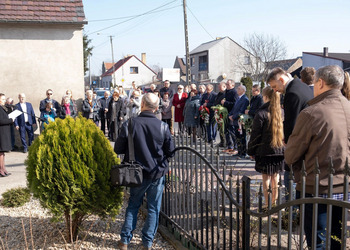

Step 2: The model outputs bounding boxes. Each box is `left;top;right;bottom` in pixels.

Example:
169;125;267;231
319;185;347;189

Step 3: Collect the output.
190;57;195;67
244;56;251;65
130;67;138;74
191;74;195;81
199;55;208;71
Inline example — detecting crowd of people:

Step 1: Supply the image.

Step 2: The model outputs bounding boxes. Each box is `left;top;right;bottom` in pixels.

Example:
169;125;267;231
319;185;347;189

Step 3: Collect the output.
1;65;350;249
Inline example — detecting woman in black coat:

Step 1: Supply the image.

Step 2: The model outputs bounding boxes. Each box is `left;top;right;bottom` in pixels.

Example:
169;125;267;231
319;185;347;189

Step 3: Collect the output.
248;86;284;207
0;93;14;177
107;91;124;141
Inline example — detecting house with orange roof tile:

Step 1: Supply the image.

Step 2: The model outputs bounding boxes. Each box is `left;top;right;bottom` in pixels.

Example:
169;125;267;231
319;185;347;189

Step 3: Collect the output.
0;0;87;113
100;54;157;89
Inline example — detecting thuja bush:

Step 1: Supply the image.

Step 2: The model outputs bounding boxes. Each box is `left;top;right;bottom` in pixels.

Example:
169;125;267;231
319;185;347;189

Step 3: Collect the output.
1;187;30;207
26;116;123;242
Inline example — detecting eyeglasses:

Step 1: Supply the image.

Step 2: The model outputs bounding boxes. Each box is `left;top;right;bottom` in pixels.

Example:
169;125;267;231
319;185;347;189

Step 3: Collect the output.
47;93;53;95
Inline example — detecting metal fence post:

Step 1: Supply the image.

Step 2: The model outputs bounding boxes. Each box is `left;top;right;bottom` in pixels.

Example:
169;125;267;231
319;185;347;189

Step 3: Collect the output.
242;176;251;250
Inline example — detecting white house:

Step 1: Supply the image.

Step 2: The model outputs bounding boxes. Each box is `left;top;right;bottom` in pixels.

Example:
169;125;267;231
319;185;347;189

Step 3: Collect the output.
0;1;87;113
303;47;350;72
189;37;255;83
100;55;157;89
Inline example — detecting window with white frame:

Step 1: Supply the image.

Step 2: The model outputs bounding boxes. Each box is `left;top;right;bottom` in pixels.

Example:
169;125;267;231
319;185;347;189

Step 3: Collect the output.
130;67;139;74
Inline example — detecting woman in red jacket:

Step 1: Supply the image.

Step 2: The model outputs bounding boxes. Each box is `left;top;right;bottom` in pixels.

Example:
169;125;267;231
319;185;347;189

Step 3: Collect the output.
172;85;187;134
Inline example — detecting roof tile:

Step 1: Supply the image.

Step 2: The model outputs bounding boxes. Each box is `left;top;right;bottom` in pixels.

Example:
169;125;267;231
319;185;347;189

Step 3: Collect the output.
0;0;86;24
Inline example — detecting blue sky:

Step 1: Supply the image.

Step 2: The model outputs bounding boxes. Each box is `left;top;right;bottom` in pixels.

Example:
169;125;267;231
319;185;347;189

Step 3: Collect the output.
83;0;350;76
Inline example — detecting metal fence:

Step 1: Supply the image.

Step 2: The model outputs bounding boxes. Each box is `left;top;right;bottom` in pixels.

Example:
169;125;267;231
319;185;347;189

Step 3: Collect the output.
159;134;350;249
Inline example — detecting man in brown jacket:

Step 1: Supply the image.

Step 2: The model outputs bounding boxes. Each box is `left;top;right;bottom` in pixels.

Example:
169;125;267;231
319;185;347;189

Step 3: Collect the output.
285;65;350;249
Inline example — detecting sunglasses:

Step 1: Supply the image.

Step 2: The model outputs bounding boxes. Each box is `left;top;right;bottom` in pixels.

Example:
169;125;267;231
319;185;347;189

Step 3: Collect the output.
47;93;53;95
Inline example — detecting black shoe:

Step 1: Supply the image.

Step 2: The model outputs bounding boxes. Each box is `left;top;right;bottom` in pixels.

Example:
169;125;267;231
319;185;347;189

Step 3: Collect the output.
0;173;8;177
5;172;11;176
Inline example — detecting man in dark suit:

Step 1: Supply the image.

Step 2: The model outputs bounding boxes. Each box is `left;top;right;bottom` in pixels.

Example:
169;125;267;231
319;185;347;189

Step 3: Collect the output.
213;82;227;147
221;79;238;112
245;84;264;118
228;85;249;158
39;89;61;114
114;93;174;250
221;79;239;151
14;93;37;153
267;67;313;201
201;84;217;143
159;80;174;100
98;90;111;136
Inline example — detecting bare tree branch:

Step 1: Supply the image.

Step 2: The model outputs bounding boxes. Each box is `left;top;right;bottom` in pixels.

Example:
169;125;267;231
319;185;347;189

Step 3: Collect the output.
238;33;287;82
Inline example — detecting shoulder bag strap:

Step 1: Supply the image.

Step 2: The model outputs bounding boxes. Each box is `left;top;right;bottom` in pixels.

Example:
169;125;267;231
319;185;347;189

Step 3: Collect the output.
128;118;136;162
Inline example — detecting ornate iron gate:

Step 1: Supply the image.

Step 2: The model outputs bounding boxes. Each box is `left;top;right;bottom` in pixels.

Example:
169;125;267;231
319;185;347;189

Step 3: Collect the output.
160;134;350;249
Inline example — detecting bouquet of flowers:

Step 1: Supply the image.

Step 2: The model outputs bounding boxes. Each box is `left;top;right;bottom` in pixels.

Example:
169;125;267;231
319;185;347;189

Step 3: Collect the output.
239;114;253;134
199;105;210;125
211;105;228;135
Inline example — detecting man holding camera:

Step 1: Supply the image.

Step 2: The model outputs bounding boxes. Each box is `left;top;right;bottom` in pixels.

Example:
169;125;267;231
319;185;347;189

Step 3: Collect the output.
114;93;174;250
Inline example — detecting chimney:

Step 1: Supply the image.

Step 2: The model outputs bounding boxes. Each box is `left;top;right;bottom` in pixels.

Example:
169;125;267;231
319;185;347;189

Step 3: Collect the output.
323;47;328;57
141;53;146;64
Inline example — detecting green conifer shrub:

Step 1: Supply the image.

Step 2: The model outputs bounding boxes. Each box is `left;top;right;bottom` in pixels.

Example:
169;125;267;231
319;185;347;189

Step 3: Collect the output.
26;116;123;242
1;187;31;207
241;76;253;98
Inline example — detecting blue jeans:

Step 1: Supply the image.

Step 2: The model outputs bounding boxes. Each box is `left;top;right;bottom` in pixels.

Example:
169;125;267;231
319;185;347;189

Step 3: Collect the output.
120;176;165;248
284;170;296;202
304;194;342;249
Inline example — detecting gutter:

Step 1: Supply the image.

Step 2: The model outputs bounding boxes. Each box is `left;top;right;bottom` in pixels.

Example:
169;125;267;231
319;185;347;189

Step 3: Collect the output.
0;20;88;25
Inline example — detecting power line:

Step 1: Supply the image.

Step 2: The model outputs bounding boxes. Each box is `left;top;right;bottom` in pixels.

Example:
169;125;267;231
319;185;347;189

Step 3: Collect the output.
186;4;215;40
89;4;180;22
87;0;179;35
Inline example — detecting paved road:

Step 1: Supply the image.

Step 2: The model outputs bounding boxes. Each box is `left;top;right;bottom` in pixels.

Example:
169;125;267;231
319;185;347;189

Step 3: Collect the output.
0;151;28;198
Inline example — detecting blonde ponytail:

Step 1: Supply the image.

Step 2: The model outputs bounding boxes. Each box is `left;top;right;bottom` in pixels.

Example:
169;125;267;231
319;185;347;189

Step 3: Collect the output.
262;86;284;148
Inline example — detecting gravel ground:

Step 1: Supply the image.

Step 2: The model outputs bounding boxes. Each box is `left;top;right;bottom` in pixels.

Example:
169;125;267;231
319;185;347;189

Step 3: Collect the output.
0;197;175;250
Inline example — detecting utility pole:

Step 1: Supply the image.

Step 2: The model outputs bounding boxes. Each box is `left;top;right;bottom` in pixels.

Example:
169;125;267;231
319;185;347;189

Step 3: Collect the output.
183;0;191;86
89;55;92;89
109;35;116;88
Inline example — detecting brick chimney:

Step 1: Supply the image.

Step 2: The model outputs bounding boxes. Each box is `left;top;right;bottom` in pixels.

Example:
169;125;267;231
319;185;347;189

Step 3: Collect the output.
141;53;146;64
323;47;328;57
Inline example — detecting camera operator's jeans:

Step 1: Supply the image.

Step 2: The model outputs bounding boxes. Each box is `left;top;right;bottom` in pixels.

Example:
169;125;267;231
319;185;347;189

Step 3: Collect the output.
304;194;342;249
120;176;165;248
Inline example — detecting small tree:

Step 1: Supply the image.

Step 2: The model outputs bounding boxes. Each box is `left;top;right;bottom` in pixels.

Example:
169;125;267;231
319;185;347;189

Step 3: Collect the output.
241;76;253;99
26;116;123;242
260;80;265;90
83;34;93;75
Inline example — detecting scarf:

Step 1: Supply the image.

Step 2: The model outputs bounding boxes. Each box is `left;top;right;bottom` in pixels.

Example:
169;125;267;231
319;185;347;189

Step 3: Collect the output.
64;103;71;115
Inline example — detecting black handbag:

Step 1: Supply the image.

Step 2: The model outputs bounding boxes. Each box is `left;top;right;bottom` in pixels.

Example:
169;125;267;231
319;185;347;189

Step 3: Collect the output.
111;118;143;187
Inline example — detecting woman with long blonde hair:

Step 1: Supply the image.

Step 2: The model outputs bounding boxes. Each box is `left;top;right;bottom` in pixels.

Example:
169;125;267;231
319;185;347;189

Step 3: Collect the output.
342;71;350;100
248;86;284;207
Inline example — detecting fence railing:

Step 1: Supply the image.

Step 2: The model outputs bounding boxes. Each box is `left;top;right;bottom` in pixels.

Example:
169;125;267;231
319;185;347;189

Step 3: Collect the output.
160;134;350;249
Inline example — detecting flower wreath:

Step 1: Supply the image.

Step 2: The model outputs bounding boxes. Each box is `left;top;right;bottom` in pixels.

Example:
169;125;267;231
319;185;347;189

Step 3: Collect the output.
211;105;228;135
199;105;210;125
